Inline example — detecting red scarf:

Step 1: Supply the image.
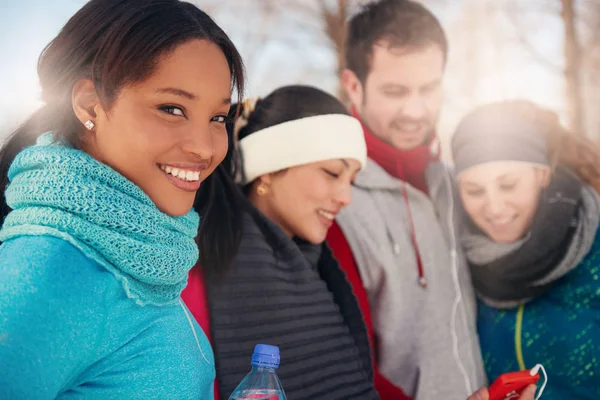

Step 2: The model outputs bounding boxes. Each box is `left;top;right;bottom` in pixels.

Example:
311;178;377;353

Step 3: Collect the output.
352;108;439;194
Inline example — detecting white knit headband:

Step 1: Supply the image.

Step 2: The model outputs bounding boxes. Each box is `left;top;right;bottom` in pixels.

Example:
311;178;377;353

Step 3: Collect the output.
239;114;367;184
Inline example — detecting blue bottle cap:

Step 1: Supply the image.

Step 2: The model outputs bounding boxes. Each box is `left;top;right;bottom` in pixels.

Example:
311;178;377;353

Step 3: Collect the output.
251;344;280;368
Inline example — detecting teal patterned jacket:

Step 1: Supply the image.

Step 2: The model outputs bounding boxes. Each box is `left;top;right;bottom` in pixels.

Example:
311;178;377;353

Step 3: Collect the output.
478;228;600;399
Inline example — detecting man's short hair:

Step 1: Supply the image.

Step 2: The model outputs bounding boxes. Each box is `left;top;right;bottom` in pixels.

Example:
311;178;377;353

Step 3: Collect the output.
345;0;448;83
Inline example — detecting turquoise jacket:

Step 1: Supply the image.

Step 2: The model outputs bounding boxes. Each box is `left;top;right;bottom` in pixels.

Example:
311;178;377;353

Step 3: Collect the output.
0;236;215;399
478;229;600;399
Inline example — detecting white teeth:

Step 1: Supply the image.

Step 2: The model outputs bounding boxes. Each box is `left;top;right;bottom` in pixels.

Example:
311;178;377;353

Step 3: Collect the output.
159;165;201;182
318;210;335;220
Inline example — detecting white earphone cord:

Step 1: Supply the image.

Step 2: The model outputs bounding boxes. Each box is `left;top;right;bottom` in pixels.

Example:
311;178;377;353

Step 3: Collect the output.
531;364;548;400
443;168;474;394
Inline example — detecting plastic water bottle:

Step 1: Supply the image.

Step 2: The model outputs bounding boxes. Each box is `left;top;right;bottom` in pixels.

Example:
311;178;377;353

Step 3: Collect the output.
228;344;287;400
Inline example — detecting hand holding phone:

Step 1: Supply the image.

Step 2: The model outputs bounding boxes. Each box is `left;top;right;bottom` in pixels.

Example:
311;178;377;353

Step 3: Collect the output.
488;364;545;400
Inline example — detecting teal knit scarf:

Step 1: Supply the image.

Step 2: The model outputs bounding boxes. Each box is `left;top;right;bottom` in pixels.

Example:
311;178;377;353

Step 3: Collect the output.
0;134;200;306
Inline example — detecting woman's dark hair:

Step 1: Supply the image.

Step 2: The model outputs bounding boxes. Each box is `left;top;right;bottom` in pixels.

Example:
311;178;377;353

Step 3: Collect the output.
0;0;245;273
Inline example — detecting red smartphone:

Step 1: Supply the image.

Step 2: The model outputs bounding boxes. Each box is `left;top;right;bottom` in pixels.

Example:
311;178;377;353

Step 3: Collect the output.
488;368;540;400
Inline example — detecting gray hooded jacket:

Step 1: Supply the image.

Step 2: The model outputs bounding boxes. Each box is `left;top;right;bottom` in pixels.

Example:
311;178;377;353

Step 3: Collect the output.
335;158;486;400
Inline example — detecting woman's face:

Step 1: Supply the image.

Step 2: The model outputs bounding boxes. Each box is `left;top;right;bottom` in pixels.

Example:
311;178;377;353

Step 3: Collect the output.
82;39;231;216
253;158;361;244
458;161;550;243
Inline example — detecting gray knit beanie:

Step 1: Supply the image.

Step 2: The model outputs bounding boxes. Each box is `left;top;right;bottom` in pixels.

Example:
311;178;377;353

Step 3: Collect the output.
452;105;549;176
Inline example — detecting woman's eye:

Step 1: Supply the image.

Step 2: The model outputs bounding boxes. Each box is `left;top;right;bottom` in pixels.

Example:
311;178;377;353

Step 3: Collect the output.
500;183;517;192
159;105;185;117
500;184;516;192
323;169;340;178
465;189;484;197
211;115;230;124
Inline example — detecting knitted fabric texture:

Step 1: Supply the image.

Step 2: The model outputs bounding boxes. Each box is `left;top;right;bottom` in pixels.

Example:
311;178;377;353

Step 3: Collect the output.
0;134;200;306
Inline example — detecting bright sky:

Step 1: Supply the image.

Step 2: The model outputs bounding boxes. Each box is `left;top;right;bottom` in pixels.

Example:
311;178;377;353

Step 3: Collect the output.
0;0;87;132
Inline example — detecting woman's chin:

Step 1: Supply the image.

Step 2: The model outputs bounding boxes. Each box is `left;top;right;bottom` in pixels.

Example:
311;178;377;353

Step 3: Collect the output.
153;198;195;217
485;229;522;244
296;228;327;245
307;230;328;245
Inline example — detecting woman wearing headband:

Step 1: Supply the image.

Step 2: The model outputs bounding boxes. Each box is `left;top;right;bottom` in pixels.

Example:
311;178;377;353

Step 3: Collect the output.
182;85;381;399
452;100;600;399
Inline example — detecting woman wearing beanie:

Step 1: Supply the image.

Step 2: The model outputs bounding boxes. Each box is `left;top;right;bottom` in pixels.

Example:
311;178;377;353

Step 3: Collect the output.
182;85;381;400
452;100;600;399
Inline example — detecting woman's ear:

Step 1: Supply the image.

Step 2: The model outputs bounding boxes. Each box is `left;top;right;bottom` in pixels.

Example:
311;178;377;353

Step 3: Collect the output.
72;78;102;129
252;174;274;197
259;173;273;186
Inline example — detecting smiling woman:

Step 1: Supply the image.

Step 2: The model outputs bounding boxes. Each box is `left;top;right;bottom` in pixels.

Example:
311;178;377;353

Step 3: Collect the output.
452;100;600;399
182;85;383;400
0;0;244;398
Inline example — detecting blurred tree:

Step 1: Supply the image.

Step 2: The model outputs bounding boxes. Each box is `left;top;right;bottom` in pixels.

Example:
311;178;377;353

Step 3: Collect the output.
579;0;600;138
562;0;585;136
501;0;597;137
277;0;364;102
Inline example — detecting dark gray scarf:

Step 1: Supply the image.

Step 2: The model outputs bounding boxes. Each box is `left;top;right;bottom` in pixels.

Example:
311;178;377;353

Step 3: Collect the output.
206;205;378;399
461;169;600;308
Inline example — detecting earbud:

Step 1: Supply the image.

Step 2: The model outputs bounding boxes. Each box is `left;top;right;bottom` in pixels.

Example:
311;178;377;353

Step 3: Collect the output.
529;364;541;376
